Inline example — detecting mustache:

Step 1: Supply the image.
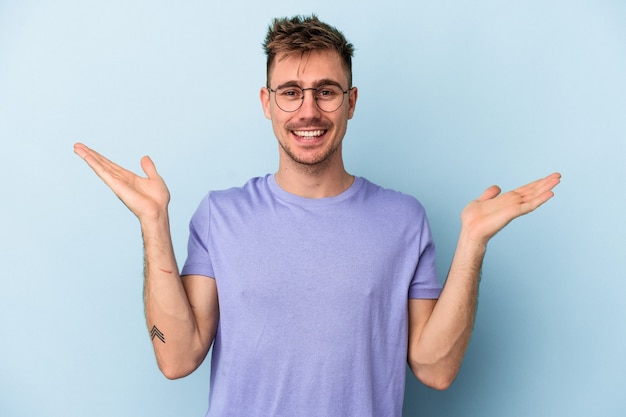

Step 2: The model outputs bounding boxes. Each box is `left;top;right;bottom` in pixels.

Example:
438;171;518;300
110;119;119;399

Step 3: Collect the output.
286;119;331;131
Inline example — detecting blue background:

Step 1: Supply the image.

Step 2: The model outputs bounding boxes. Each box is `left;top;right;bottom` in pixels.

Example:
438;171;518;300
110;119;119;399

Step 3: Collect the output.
1;1;624;416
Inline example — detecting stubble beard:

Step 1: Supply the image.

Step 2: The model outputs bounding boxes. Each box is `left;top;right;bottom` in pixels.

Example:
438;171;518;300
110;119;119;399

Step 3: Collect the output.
278;138;342;175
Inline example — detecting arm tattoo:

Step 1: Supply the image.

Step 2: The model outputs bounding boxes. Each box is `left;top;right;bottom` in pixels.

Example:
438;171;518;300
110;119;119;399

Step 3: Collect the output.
150;325;165;343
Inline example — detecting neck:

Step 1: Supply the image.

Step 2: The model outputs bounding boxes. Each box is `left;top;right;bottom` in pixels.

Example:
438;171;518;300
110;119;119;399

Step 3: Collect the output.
274;154;354;199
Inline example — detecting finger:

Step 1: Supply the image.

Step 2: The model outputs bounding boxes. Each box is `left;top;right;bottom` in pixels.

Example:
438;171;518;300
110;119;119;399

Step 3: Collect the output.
74;142;113;169
516;174;560;213
541;172;561;192
74;143;137;187
73;142;90;159
477;185;501;201
140;155;160;179
520;189;556;213
74;143;109;174
515;172;561;197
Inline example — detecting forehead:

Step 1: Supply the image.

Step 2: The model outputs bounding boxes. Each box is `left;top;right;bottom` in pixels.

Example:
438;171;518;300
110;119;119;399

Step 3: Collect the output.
269;50;349;87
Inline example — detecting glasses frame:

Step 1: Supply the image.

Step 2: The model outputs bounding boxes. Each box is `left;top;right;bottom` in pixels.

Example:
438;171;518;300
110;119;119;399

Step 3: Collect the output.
266;85;352;113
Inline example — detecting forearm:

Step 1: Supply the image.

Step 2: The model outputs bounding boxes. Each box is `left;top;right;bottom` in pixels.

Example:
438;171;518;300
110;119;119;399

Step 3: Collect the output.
409;173;560;389
73;144;217;378
141;214;205;379
409;231;486;389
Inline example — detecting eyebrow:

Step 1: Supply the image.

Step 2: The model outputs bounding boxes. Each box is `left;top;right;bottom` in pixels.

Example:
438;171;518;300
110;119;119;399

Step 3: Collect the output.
275;78;345;90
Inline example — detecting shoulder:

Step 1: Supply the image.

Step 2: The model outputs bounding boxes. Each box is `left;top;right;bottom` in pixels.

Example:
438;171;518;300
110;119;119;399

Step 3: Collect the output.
190;176;280;222
189;176;272;229
357;177;427;217
202;175;271;205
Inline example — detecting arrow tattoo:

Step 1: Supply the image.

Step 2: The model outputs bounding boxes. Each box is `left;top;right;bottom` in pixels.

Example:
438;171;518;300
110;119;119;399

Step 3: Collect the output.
150;325;165;343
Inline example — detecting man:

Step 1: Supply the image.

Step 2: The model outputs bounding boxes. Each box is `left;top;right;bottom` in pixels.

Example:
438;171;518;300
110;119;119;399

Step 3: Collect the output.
74;15;560;417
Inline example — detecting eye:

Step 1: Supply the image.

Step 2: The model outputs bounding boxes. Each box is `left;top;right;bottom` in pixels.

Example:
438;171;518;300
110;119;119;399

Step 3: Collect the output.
317;85;341;98
279;88;302;99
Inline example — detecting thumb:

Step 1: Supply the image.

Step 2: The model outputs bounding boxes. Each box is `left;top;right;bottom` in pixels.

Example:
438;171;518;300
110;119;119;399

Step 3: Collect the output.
140;156;159;179
477;185;501;201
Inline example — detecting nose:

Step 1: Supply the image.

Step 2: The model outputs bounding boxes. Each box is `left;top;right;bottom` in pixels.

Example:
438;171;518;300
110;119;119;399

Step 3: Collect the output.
297;89;322;118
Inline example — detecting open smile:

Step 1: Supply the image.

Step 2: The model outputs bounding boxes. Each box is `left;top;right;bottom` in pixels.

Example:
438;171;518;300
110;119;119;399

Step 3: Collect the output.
292;129;327;138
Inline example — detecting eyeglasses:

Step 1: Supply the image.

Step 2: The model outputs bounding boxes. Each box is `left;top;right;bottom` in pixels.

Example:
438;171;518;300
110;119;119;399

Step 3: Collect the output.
267;84;351;113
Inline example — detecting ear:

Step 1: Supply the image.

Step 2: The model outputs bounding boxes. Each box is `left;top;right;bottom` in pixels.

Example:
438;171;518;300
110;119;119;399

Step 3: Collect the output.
260;87;272;120
347;87;358;120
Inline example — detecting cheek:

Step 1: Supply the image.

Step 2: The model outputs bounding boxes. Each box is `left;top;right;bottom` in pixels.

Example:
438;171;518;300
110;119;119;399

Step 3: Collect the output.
270;110;286;128
335;111;351;128
270;113;288;137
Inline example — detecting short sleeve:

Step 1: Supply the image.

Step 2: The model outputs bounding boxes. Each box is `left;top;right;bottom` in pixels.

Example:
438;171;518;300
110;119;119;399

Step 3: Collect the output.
181;194;215;278
408;213;442;299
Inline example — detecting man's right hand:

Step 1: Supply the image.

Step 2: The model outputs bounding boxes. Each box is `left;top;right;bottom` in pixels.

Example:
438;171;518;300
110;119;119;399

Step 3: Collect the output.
74;143;170;222
75;143;218;378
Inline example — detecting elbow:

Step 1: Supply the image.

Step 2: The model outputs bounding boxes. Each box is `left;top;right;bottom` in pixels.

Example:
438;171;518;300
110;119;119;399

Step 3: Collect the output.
420;372;456;391
161;368;190;380
159;363;194;380
408;359;459;391
157;357;201;380
154;342;210;380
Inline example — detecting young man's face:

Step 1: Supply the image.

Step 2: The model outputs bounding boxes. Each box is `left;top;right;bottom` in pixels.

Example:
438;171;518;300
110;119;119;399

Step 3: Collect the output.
261;50;358;169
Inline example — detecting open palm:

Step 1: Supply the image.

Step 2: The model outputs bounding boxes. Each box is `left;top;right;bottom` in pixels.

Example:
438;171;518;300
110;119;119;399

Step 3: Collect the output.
74;143;170;221
460;173;561;244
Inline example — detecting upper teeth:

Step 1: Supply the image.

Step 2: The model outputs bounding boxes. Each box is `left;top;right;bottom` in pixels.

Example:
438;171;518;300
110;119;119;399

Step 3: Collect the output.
294;130;324;137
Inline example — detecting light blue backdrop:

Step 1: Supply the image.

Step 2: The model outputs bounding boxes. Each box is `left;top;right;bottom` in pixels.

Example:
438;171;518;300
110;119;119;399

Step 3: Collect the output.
1;1;624;416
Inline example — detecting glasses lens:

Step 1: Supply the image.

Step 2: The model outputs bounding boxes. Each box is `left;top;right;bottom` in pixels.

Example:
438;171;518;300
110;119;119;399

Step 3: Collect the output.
316;85;345;112
274;87;303;112
274;85;346;112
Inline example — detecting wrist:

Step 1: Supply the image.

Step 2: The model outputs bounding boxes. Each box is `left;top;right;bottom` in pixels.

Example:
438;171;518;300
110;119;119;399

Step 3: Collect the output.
140;209;171;237
457;228;489;255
